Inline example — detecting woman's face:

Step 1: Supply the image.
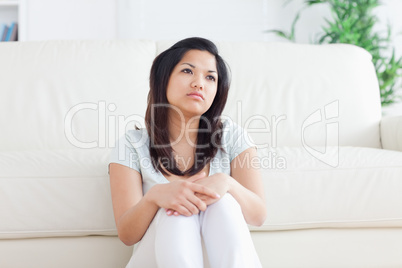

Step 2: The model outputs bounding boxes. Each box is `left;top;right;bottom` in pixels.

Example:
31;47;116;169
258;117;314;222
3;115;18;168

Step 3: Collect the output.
166;49;218;119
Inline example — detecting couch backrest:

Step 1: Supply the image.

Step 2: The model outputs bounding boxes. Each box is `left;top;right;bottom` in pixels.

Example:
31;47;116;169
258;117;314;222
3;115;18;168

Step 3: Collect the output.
0;40;382;151
218;42;382;149
0;40;154;151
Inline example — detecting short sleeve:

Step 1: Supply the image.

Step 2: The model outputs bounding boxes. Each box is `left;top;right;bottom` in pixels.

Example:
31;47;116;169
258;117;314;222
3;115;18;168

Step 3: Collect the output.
222;120;257;162
108;131;142;174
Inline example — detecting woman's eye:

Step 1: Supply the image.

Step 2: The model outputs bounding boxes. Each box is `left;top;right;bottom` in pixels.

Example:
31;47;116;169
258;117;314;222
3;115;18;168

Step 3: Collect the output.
207;75;216;81
182;68;193;74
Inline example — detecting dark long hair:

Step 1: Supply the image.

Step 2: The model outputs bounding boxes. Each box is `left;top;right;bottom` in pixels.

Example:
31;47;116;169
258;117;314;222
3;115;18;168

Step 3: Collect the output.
145;37;230;176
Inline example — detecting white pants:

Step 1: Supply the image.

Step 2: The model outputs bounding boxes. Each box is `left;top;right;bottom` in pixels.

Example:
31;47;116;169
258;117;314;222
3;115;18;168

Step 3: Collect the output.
126;193;262;268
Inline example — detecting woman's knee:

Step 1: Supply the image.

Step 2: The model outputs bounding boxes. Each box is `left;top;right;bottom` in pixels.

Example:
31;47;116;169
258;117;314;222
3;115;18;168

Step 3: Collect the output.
200;193;251;245
209;193;241;213
201;193;244;225
154;209;204;266
156;208;200;232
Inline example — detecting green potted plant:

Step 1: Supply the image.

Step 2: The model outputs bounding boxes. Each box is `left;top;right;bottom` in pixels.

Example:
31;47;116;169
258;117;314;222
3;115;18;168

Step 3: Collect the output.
267;0;402;106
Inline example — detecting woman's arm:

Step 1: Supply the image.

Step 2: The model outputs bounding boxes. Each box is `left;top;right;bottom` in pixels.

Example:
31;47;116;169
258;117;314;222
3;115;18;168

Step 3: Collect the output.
109;163;220;246
228;147;267;226
109;163;158;246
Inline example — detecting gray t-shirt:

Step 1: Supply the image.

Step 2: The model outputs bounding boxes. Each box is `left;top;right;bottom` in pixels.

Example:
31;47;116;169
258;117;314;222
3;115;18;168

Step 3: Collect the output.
109;119;255;194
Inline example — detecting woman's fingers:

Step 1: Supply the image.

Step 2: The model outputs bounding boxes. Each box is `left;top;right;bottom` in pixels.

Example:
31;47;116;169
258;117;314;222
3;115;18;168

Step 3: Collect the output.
190;183;220;199
163;178;219;217
172;201;197;217
166;209;173;215
165;188;201;217
194;193;218;206
188;193;207;211
182;199;200;215
166;191;207;217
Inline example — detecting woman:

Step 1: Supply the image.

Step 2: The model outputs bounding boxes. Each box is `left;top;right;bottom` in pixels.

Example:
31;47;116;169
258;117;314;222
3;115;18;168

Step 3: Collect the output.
109;37;266;267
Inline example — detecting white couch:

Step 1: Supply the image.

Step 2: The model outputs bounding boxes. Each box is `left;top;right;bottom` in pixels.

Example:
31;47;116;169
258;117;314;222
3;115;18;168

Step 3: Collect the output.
1;40;402;268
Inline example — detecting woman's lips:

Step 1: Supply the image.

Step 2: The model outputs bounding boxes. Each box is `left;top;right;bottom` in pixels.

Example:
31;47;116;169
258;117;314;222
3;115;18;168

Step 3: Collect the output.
187;92;204;100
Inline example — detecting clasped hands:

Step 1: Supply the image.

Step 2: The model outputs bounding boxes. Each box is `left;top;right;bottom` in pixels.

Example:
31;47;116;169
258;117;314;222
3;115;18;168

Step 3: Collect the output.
153;172;230;217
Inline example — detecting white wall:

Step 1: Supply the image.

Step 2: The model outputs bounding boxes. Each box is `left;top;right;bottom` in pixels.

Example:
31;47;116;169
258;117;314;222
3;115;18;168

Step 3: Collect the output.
23;0;402;56
21;0;402;54
25;0;116;41
116;0;402;48
117;0;270;42
116;0;328;42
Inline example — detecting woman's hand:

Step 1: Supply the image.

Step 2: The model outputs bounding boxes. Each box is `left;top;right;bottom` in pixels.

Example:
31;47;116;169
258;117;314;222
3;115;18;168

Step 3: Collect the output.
193;173;231;205
148;172;220;217
165;173;231;216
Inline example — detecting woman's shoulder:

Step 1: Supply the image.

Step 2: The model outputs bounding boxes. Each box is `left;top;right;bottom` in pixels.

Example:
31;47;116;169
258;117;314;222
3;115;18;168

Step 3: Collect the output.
220;119;255;159
123;127;149;149
221;118;245;135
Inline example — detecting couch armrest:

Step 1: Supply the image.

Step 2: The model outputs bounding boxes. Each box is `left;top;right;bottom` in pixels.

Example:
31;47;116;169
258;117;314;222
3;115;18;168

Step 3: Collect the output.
380;116;402;151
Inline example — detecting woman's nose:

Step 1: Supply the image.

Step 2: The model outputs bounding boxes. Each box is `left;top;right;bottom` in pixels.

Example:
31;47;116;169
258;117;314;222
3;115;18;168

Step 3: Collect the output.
191;76;204;90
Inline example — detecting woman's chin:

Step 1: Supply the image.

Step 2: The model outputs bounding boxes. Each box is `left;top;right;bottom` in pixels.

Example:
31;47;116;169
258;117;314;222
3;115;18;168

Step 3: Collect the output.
178;105;208;118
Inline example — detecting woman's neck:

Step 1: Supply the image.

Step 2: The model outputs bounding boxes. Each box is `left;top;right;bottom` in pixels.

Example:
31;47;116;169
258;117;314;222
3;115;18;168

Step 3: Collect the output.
168;111;199;146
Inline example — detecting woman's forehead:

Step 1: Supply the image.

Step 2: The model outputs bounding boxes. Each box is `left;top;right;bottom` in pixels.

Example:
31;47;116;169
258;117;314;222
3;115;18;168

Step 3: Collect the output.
178;50;217;72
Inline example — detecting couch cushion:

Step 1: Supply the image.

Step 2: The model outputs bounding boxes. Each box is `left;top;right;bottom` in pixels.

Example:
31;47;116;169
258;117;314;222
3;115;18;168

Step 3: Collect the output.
1;147;402;239
253;146;402;231
0;149;116;239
